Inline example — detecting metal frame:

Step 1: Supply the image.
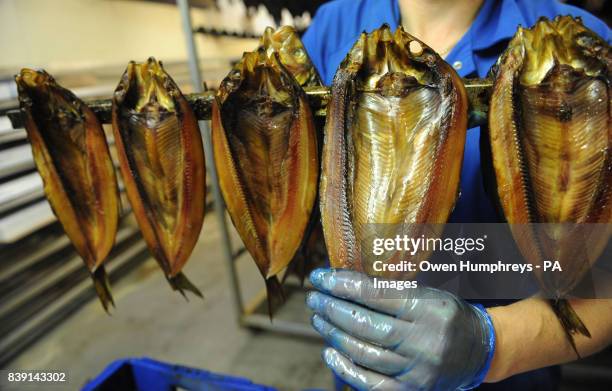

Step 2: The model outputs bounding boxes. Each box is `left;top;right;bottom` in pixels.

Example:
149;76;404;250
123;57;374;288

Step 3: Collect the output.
177;0;316;337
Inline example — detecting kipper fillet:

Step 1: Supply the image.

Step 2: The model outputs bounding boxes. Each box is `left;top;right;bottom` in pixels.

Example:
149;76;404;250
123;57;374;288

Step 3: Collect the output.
112;58;206;297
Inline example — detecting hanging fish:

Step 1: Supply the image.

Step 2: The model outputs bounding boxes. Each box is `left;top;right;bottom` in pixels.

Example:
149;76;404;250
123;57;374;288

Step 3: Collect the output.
320;24;468;277
16;69;119;311
112;58;206;297
211;48;319;308
488;16;611;352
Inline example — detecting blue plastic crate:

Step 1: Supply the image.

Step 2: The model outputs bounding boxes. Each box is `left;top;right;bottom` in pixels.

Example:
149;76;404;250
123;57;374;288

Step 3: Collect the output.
82;357;277;391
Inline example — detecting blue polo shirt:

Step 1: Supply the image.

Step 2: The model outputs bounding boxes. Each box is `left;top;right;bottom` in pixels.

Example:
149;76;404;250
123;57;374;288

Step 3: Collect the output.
302;0;611;224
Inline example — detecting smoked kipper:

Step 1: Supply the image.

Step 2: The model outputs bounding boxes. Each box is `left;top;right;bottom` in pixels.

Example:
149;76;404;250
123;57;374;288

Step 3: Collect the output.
488;16;611;353
112;58;206;297
212;46;319;308
320;24;468;277
16;69;120;311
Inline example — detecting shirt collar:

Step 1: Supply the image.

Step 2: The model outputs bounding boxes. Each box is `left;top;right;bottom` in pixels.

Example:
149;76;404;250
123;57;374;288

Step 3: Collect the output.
445;0;528;77
392;0;526;52
391;0;526;77
446;39;476;77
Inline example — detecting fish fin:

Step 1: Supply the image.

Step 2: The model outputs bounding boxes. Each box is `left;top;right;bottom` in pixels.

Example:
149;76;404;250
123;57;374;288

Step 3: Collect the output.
92;267;114;313
266;276;285;321
549;299;591;358
168;272;203;299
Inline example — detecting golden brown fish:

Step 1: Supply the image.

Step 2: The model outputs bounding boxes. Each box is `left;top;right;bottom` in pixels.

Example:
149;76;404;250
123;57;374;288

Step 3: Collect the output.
112;58;205;297
16;69;119;311
211;48;319;306
488;16;611;351
320;25;468;276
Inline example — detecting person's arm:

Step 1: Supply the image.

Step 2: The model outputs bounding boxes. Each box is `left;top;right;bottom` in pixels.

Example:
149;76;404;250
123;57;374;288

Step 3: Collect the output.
486;298;612;382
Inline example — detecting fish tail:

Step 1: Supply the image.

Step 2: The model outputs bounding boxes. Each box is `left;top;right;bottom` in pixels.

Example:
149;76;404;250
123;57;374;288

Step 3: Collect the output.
92;267;115;313
168;272;203;299
266;276;285;320
549;299;591;358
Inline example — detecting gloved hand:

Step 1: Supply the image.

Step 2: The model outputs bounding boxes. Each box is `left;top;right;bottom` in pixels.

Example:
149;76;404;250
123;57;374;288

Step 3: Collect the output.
306;268;496;391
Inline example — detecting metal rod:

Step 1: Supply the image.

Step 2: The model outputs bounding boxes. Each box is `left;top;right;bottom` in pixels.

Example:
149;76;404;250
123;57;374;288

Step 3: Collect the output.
464;78;493;128
6;82;492;129
177;0;244;319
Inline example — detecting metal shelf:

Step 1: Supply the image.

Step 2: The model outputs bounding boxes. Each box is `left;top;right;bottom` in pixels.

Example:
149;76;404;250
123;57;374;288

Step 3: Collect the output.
0;201;55;244
0;224;149;365
0;144;34;178
0;172;44;214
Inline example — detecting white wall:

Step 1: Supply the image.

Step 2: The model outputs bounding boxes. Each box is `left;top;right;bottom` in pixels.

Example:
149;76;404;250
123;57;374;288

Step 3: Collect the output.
0;0;270;76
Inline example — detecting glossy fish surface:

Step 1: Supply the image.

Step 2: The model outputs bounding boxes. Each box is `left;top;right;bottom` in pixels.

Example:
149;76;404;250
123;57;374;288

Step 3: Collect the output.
320;25;468;275
211;48;318;300
16;69;119;310
112;58;205;296
259;25;323;88
488;16;611;343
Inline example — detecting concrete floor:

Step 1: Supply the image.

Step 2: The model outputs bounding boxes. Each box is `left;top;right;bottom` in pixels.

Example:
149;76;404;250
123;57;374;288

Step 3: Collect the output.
7;215;333;390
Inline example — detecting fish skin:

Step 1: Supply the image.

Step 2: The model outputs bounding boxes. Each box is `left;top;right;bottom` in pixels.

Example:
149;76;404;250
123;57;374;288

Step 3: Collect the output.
259;25;323;88
16;69;119;311
212;49;318;294
488;16;612;348
112;58;205;296
320;25;468;275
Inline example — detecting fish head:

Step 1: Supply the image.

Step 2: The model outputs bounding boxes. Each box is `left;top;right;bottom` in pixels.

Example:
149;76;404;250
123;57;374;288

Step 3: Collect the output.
114;57;178;117
15;68;52;93
343;25;441;94
219;48;296;114
16;68;51;109
16;68;82;129
259;25;321;87
505;16;609;86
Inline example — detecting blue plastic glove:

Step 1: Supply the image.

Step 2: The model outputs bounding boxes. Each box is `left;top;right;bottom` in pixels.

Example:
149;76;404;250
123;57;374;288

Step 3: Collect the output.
306;268;496;391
